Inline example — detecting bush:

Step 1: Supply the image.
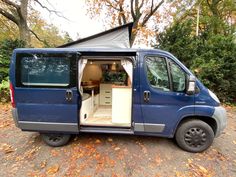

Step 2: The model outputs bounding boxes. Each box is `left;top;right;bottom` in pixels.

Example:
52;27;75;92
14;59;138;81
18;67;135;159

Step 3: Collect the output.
155;21;236;103
0;39;25;103
0;39;25;82
0;79;10;103
191;35;236;103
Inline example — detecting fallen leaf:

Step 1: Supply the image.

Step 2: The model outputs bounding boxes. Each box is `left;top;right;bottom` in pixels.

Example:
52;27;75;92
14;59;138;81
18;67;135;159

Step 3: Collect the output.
46;164;59;175
0;121;10;128
155;155;162;166
114;147;120;151
108;138;113;142
198;165;208;173
40;160;47;169
95;139;101;144
1;143;14;154
51;149;59;157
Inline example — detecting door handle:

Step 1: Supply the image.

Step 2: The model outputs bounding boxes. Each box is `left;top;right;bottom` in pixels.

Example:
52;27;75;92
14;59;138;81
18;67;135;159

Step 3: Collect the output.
144;91;150;102
65;90;73;102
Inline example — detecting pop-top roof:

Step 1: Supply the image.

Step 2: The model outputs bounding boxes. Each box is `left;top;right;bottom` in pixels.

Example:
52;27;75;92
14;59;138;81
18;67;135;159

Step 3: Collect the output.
58;22;133;48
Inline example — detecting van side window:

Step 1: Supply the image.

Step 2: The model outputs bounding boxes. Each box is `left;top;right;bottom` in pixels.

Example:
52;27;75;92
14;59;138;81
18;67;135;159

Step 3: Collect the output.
169;60;186;92
20;56;70;87
145;56;170;91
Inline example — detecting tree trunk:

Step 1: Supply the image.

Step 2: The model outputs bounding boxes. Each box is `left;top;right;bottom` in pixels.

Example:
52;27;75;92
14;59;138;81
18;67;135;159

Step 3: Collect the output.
130;21;139;47
19;0;30;46
19;20;30;45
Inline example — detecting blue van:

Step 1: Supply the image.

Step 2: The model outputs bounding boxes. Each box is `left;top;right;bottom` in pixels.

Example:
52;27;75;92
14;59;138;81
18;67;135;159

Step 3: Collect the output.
9;48;227;152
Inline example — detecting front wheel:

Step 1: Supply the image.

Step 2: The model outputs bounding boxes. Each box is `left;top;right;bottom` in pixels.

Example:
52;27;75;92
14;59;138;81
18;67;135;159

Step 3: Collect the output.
175;120;214;153
41;133;71;147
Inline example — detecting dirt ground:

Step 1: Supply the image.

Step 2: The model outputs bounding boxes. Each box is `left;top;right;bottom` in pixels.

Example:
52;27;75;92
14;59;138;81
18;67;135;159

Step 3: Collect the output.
0;104;235;177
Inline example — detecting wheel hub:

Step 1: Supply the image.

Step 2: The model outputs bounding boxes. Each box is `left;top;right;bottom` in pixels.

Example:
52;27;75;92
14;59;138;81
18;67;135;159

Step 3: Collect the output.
184;128;207;147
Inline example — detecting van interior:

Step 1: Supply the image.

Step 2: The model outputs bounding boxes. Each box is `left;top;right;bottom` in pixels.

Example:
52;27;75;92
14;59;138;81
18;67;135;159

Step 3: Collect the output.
79;57;133;128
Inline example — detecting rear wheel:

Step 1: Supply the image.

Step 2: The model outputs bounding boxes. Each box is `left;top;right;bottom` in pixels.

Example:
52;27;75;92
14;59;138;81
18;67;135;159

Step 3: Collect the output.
175;120;214;152
41;133;71;147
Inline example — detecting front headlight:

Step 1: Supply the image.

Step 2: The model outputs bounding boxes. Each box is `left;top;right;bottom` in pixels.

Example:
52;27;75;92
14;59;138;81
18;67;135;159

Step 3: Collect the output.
208;89;220;103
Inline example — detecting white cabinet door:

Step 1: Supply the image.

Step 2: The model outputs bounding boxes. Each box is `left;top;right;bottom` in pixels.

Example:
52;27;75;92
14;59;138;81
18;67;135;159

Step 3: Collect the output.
112;88;132;125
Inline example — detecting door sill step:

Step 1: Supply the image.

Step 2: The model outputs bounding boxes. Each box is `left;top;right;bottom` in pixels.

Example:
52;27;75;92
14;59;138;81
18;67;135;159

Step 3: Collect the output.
80;126;134;134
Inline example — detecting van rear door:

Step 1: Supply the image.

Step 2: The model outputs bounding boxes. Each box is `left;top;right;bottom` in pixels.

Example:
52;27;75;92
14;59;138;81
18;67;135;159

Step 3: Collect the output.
14;51;79;133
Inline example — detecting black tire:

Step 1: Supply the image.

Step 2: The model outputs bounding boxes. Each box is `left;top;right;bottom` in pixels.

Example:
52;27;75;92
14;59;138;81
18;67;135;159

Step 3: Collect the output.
175;120;214;153
41;133;71;147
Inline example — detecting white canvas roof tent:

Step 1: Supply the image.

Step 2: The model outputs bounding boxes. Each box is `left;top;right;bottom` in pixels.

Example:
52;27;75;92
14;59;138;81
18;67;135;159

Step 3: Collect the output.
59;22;133;48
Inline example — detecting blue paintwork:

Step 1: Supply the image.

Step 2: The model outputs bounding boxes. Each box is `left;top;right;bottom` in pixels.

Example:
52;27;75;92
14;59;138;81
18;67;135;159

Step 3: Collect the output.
15;87;78;123
139;51;195;137
10;49;80;132
10;48;220;137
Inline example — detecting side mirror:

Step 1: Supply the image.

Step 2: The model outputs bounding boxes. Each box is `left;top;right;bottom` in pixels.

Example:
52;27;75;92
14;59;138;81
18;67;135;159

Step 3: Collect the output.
186;75;196;95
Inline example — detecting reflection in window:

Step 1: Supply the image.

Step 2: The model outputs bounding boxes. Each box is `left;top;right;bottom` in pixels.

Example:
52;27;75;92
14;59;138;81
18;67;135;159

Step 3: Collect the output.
21;56;70;86
170;60;186;92
146;56;170;91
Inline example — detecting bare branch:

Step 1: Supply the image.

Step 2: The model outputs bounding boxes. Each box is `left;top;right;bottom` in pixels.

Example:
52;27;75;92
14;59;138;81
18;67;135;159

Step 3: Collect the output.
138;0;145;11
1;0;20;9
33;0;69;20
0;7;18;25
141;0;164;26
150;0;154;13
118;1;127;24
131;0;136;19
104;0;120;11
30;29;49;46
135;0;139;13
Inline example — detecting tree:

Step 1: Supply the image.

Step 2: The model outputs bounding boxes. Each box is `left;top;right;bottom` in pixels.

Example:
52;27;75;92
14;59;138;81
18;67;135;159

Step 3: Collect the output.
86;0;168;46
28;10;73;47
0;0;30;45
155;20;236;103
0;0;64;46
0;39;25;82
155;20;199;67
64;32;73;43
171;0;236;36
0;15;18;41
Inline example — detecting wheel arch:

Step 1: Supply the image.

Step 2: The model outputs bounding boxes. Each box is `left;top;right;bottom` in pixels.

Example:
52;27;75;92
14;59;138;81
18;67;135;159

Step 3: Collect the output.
173;116;217;137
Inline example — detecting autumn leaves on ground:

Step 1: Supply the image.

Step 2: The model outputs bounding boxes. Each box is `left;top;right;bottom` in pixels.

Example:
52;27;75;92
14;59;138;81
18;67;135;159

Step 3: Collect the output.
0;104;235;177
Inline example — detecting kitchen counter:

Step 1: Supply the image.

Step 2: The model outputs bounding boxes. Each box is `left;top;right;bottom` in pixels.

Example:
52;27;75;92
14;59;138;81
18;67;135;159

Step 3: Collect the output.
112;85;131;88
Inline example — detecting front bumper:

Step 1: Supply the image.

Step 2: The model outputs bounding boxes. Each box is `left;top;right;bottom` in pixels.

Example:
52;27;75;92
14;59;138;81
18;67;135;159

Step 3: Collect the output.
212;106;227;137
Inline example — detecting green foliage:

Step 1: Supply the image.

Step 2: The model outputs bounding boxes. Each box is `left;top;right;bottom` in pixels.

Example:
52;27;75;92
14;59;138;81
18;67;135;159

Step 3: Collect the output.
0;39;25;102
0;79;10;102
191;35;236;103
0;39;25;82
155;20;236;103
156;20;199;68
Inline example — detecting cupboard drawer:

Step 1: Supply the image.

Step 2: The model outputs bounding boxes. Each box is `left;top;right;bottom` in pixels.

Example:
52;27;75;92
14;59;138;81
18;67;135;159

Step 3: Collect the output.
100;96;112;105
103;90;112;94
100;84;112;90
100;100;112;105
100;96;111;102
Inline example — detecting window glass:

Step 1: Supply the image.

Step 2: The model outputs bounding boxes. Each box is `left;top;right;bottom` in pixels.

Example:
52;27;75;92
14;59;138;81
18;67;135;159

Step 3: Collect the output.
170;60;186;92
21;56;70;87
145;56;170;91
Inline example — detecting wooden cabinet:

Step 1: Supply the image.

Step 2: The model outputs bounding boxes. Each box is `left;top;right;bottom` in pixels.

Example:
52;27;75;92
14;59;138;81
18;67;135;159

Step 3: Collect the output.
100;84;112;105
112;87;132;126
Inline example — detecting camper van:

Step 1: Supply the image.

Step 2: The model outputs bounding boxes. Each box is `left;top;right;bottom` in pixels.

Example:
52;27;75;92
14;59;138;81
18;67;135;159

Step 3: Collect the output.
9;47;227;152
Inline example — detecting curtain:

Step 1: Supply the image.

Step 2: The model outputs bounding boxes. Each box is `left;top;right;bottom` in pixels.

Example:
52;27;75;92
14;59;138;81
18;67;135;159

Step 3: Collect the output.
121;60;133;83
78;59;87;94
